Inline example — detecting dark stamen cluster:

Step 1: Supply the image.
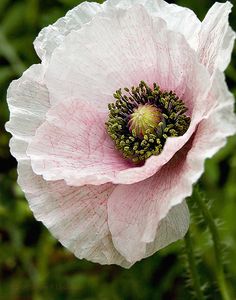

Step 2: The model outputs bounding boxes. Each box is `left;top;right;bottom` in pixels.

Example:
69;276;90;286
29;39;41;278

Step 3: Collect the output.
106;81;191;163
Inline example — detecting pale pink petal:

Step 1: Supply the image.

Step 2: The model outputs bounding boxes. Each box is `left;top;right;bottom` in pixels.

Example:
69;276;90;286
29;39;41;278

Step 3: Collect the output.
45;6;205;110
107;139;193;262
107;71;236;262
18;161;131;267
189;71;236;160
106;0;201;49
6;64;129;267
144;201;189;259
35;0;201;65
198;2;234;74
27;100;130;186
6;64;50;161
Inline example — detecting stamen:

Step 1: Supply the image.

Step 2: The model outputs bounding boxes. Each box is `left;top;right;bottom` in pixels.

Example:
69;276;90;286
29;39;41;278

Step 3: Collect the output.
106;81;191;163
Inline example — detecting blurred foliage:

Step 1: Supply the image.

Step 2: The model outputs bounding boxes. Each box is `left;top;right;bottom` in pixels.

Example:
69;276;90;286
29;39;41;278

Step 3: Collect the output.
0;0;236;299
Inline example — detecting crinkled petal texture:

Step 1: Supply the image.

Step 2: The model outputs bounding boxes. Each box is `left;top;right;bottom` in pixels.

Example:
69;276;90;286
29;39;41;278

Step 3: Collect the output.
34;0;202;63
6;0;236;267
30;6;212;186
197;1;234;74
6;65;130;267
108;71;236;261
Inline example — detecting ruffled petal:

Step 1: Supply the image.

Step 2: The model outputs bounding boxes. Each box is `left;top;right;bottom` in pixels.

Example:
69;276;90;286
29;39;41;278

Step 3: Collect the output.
198;1;234;74
6;64;50;161
107;71;236;262
189;71;236;161
6;64;130;267
46;5;204;110
34;0;201;64
109;200;190;264
27;100;130;186
218;26;236;72
106;0;201;49
34;2;103;63
107;139;193;262
143;201;189;260
18;161;131;267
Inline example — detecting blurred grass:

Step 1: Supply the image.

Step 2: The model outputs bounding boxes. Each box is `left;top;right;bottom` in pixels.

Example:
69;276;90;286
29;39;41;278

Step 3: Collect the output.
0;0;235;299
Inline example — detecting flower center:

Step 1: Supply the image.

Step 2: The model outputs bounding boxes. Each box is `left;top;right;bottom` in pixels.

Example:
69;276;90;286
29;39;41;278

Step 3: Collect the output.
106;81;191;163
129;104;163;138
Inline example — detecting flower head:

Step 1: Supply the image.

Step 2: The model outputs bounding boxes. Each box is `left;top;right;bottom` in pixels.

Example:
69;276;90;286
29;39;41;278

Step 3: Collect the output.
6;0;236;267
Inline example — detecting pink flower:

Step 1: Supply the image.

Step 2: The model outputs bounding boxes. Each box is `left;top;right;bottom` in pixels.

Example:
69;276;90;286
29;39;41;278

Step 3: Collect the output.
6;0;236;267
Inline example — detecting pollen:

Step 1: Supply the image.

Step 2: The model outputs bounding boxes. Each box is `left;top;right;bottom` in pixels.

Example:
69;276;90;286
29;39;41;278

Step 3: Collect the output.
106;81;191;163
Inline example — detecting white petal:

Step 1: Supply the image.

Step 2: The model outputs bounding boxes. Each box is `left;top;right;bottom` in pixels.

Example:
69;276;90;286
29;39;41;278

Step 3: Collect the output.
106;0;201;49
35;0;201;64
144;201;189;259
45;5;207;111
218;26;236;72
6;63;130;267
189;71;236;160
6;64;50;161
108;183;190;263
34;2;103;62
18;161;131;267
198;2;234;74
45;6;165;108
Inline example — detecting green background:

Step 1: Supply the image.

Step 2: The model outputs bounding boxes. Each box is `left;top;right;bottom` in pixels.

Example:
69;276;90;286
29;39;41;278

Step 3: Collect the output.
0;0;235;299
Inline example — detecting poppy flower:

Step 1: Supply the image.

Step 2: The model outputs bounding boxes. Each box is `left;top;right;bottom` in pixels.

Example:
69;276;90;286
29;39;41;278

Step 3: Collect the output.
6;0;235;267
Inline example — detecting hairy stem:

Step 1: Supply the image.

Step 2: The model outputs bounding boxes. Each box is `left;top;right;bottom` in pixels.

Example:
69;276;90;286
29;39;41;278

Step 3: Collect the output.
184;230;204;300
194;188;231;300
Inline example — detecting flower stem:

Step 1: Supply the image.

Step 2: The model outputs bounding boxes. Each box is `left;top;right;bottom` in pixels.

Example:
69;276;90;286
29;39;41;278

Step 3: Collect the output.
184;230;204;300
194;188;231;300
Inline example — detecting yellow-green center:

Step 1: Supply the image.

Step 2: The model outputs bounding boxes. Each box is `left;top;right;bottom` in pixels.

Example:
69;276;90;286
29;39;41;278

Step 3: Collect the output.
129;105;163;138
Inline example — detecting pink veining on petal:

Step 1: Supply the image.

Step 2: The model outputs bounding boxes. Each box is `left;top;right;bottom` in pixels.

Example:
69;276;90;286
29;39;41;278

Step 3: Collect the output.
18;161;132;267
107;137;194;262
27;99;131;186
45;6;199;111
5;63;131;267
107;70;236;263
38;5;214;187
